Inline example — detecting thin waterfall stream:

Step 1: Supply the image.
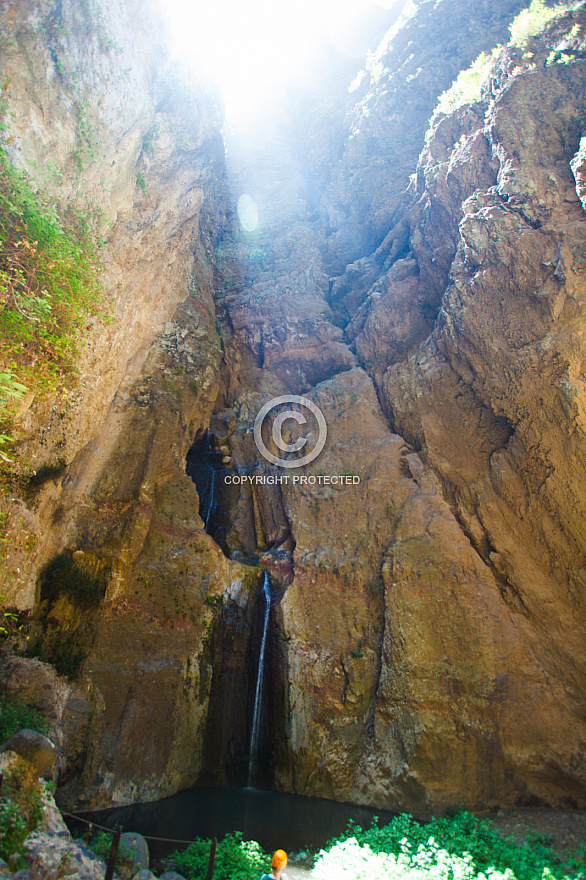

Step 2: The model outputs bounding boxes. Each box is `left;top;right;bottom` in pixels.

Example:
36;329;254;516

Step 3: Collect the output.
204;468;216;530
187;434;285;787
247;571;271;789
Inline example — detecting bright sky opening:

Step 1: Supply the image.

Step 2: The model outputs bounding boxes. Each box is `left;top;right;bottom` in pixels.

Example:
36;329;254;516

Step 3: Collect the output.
160;1;397;122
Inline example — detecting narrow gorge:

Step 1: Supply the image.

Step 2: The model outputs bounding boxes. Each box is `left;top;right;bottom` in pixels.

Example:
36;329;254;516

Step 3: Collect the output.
0;0;585;827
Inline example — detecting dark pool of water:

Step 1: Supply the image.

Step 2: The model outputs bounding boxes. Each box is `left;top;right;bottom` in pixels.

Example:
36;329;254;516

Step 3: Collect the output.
64;785;397;859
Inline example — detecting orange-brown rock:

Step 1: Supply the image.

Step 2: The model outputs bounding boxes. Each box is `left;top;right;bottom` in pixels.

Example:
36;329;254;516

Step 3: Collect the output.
2;0;586;818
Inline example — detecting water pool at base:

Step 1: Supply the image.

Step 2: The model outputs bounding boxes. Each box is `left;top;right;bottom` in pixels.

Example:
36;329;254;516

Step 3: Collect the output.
66;786;398;859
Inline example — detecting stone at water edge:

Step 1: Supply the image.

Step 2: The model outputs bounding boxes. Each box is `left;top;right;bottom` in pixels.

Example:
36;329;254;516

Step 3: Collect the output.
0;730;57;780
132;871;157;880
160;873;189;880
121;832;150;875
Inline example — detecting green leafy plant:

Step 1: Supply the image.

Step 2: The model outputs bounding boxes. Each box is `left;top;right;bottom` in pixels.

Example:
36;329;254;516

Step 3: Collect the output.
171;831;270;880
434;48;501;117
509;0;572;48
87;830;137;877
0;147;104;378
316;812;585;880
136;172;147;195
142;123;160;157
0;759;43;869
0;117;106;455
71;101;98;170
0;695;47;741
0;592;19;637
431;1;579;125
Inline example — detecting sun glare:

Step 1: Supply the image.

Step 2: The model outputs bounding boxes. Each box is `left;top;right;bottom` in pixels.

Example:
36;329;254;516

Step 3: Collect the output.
159;1;396;121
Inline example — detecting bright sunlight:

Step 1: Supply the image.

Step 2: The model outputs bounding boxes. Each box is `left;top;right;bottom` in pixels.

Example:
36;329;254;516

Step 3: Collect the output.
159;0;399;121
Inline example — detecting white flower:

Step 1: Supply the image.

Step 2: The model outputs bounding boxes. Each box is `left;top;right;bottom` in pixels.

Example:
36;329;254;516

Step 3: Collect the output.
311;837;523;880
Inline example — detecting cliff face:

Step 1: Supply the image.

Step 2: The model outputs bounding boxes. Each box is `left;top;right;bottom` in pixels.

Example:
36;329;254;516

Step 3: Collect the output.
213;1;586;813
0;0;262;808
1;0;586;816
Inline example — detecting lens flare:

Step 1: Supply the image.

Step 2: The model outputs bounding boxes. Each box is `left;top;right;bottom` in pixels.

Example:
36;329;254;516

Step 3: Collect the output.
237;194;259;231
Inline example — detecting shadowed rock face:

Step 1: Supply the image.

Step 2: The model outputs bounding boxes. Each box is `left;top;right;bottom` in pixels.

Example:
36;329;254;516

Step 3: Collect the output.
2;0;586;814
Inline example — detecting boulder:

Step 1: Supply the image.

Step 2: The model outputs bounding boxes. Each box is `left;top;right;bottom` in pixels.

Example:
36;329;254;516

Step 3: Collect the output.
0;730;56;780
120;832;150;876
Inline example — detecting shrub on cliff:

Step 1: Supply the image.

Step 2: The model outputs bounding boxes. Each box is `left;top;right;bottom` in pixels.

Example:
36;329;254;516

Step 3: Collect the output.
509;0;573;48
0;148;104;376
0;84;106;455
434;48;501;116
431;0;580;120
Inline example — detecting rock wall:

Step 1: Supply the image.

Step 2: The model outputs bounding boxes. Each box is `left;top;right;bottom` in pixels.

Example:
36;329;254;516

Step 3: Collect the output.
0;0;263;809
212;0;586;813
1;0;586;817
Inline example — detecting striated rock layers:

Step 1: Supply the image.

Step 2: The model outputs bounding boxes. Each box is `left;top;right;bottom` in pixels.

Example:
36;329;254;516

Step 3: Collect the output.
1;0;585;817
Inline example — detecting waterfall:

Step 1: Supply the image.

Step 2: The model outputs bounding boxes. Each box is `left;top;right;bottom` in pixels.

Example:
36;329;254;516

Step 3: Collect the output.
186;434;224;543
247;571;271;788
205;466;216;530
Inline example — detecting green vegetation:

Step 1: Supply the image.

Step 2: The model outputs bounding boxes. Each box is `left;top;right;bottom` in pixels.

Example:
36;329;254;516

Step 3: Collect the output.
0;695;47;741
136;171;147;195
141;123;160;157
0;142;103;385
433;49;500;117
71;101;98;170
0;759;43;869
314;813;585;880
37;551;106;607
87;831;142;878
509;0;571;48
367;577;384;594
432;1;578;121
0;109;105;452
171;832;270;880
0;592;19;636
166;813;585;880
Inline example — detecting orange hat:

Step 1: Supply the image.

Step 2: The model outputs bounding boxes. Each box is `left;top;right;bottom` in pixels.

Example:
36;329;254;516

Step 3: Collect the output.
272;850;288;870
